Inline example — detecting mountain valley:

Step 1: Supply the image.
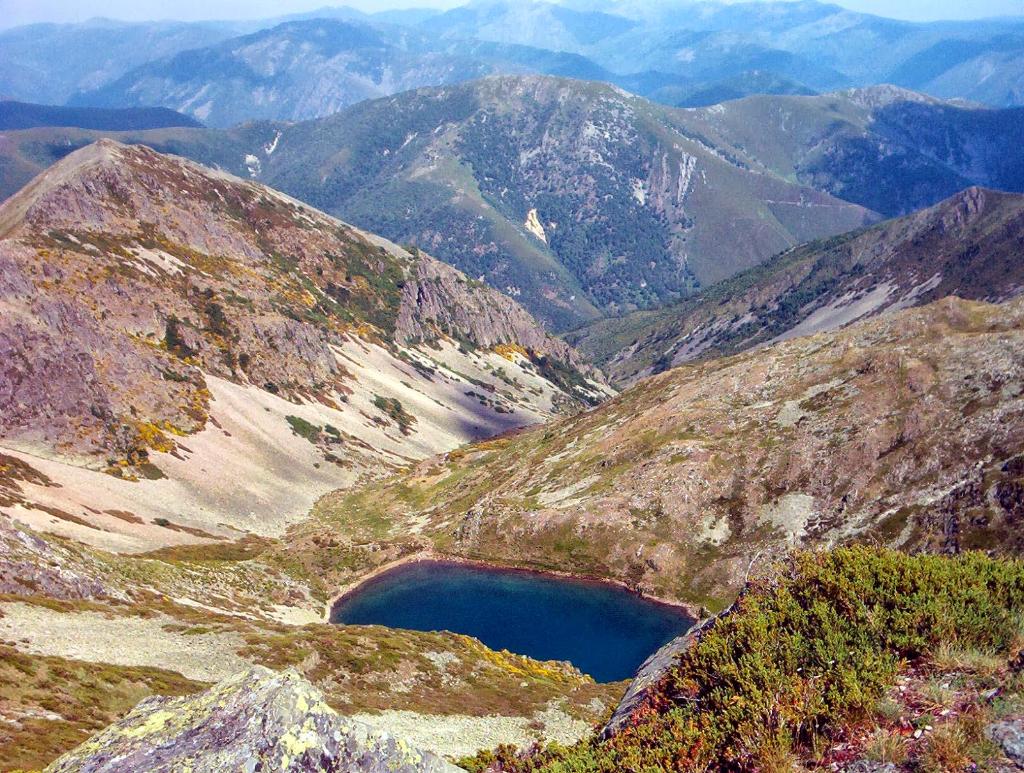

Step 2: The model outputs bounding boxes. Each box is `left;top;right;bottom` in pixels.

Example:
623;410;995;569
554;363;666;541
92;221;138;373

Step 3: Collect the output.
3;3;1024;771
283;293;1024;612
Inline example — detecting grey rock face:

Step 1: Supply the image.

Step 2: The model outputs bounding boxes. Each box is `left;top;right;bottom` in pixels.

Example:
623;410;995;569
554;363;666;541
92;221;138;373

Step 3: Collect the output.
842;762;898;772
397;255;593;374
601;619;702;738
47;666;461;773
0;512;125;601
988;720;1024;768
602;599;742;739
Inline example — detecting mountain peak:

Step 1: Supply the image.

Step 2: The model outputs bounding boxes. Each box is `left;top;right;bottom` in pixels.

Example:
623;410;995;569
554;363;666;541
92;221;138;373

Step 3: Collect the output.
838;83;942;109
0;139;125;238
0;138;346;251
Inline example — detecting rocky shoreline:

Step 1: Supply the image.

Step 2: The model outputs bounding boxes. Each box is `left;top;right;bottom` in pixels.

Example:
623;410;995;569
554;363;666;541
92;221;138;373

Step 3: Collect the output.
323;548;701;622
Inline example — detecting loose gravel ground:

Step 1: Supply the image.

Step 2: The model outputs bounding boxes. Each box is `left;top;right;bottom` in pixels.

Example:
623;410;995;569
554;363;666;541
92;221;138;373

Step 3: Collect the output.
0;602;250;682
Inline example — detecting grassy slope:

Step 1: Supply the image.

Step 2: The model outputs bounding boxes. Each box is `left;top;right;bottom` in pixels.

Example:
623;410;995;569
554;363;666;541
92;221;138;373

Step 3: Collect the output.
271;295;1024;613
0;644;202;771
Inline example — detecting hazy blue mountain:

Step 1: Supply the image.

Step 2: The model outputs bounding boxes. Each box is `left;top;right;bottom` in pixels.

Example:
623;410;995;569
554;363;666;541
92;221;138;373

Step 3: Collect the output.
5;0;1024;124
670;71;817;107
419;1;638;52
443;40;615;83
415;0;1024;108
67;18;624;128
0;101;202;131
0;19;238;104
69;20;500;128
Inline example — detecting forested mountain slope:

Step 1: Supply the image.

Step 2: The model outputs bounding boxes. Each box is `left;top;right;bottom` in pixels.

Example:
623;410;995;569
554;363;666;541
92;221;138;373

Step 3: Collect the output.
571;186;1024;383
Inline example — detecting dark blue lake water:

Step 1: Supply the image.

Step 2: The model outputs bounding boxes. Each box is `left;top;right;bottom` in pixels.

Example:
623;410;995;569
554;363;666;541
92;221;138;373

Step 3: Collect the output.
330;560;694;682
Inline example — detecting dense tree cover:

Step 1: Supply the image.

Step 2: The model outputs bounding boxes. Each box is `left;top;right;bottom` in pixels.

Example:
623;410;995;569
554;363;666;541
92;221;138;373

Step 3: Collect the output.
457;105;695;312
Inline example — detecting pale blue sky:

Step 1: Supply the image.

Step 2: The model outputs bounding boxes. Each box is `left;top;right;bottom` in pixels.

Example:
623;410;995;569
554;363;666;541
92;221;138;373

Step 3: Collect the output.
0;0;1022;29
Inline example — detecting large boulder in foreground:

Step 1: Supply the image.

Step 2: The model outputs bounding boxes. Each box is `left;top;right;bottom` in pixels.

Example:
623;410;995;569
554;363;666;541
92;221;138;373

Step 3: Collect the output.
47;666;460;772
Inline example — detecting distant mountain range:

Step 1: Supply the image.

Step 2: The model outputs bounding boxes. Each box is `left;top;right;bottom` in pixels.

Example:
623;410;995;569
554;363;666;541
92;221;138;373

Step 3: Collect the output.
3;1;1024;126
65;20;500;127
0;101;201;131
2;77;1024;331
0;19;238;105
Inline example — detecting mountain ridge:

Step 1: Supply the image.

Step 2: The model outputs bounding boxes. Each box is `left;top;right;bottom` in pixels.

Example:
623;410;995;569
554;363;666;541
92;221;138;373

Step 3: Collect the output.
570;185;1024;383
253;75;876;328
3;78;1024;333
0;138;608;553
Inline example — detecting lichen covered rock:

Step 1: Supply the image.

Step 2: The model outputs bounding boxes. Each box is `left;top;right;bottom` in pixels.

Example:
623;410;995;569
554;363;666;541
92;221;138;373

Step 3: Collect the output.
601;621;702;739
47;666;460;772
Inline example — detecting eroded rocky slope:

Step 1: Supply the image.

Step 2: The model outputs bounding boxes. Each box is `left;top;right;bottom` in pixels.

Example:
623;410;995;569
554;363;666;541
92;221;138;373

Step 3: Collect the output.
573;186;1024;384
294;295;1024;612
0;139;607;552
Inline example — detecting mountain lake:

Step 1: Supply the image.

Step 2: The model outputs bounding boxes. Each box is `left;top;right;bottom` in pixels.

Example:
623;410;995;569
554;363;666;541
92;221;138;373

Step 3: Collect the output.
331;560;694;682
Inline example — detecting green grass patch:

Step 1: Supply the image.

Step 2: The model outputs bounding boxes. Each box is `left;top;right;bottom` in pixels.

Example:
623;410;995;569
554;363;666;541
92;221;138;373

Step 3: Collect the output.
286;415;322;444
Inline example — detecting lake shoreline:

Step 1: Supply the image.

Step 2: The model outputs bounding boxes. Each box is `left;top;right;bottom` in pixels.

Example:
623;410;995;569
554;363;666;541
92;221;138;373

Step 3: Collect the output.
323;548;700;622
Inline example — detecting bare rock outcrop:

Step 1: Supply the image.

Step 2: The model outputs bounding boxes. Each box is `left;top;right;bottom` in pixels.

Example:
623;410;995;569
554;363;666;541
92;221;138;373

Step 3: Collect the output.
600;620;702;738
396;256;588;372
602;601;738;738
0;510;125;601
47;666;460;773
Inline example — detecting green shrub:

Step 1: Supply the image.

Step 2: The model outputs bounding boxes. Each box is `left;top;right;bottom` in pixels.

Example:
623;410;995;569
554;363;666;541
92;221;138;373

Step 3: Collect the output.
462;547;1024;772
163;315;193;358
372;395;416;435
286;415;321;444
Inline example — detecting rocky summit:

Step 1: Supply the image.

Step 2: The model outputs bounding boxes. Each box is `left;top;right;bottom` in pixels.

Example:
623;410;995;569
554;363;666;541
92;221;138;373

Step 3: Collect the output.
47;666;459;772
